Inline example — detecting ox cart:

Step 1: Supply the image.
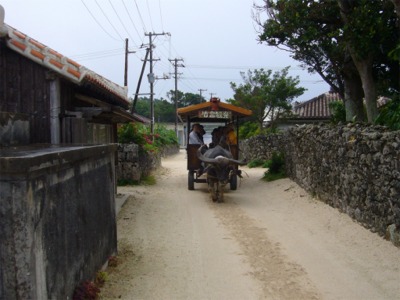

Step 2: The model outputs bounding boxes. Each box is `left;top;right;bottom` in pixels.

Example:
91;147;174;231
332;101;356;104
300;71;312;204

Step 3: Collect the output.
177;97;252;202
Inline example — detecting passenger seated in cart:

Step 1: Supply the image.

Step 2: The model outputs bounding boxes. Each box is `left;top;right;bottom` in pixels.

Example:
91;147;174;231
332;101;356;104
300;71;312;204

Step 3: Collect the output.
209;124;237;149
189;123;204;145
224;123;237;146
209;127;221;148
189;123;207;176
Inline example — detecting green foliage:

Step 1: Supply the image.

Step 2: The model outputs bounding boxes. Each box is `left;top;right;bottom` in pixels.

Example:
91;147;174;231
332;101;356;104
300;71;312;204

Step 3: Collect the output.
389;44;400;62
118;122;145;145
263;171;286;182
247;158;266;168
329;101;346;124
256;0;399;122
154;125;179;147
375;96;400;130
94;271;108;288
238;121;260;139
117;178;137;186
230;67;305;130
132;90;207;123
118;123;178;154
262;152;286;182
141;175;156;186
167;90;206;107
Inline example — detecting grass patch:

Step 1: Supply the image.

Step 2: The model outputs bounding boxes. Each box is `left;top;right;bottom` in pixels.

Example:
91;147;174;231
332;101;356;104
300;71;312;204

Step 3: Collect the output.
262;170;286;182
141;175;156;185
247;158;267;168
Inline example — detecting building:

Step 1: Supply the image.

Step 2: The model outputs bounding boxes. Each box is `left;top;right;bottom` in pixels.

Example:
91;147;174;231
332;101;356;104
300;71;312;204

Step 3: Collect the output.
0;21;146;146
0;7;146;299
276;91;342;130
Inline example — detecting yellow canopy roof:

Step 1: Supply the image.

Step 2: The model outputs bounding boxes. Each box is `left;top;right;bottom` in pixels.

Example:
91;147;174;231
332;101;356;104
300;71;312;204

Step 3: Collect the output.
177;98;252;121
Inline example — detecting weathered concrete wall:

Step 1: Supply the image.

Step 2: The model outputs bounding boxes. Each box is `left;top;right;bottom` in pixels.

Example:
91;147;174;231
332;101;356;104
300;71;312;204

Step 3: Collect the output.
117;143;179;182
241;124;400;246
0;144;118;299
0;112;30;146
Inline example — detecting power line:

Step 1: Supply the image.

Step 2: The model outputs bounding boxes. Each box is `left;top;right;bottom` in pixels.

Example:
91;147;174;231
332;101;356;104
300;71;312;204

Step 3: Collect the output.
134;0;147;33
70;48;123;59
108;0;138;47
95;0;124;41
80;0;120;41
146;0;154;32
158;0;164;32
122;0;143;44
187;64;305;71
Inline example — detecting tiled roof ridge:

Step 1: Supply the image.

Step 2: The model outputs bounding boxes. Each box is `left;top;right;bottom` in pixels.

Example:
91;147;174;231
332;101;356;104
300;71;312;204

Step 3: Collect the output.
293;91;342;118
295;91;340;108
3;24;128;106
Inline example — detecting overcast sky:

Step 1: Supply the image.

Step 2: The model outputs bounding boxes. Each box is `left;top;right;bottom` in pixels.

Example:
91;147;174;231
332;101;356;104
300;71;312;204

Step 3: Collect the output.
2;0;329;103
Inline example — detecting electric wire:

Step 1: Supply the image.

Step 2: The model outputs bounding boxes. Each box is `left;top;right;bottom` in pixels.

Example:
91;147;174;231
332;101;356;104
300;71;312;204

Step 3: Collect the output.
146;0;154;32
80;0;120;41
187;64;304;71
94;0;124;41
122;0;144;44
134;0;147;33
70;48;123;58
108;0;138;47
158;0;164;32
69;48;124;61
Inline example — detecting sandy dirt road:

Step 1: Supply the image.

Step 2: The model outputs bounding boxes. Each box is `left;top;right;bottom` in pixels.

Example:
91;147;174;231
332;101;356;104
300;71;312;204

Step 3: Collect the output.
100;150;400;300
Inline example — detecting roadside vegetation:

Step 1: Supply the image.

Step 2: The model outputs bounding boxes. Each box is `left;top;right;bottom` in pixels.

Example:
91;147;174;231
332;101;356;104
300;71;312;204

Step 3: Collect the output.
247;151;286;182
118;123;178;154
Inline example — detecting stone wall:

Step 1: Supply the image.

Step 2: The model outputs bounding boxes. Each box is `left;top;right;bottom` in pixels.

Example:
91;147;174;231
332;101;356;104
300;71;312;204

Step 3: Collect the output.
117;143;179;182
241;124;400;246
0;145;118;299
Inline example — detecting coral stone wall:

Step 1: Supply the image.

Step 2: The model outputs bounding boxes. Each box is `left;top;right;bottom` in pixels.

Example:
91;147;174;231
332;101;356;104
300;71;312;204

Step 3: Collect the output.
241;124;400;246
117;144;180;182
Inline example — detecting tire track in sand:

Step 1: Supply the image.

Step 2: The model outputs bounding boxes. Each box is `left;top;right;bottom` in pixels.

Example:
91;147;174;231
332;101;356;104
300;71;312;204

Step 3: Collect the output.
210;201;322;300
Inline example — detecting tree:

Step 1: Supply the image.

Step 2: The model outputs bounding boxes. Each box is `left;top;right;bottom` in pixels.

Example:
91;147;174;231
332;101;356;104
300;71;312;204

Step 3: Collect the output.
154;98;175;122
166;90;206;107
229;67;305;130
131;97;175;122
255;0;399;123
254;0;366;121
133;97;150;118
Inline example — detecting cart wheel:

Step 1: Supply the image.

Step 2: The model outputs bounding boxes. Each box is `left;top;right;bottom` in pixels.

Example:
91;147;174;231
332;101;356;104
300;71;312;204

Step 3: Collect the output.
230;174;237;190
188;171;194;190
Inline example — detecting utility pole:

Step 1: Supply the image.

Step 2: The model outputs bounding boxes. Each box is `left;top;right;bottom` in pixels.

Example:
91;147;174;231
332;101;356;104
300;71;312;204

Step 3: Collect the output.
210;92;216;99
131;48;150;113
198;89;207;102
145;32;170;134
124;38;135;87
169;58;185;136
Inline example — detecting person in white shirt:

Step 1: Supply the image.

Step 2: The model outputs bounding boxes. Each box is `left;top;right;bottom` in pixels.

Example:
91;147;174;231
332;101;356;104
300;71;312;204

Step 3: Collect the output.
189;123;204;145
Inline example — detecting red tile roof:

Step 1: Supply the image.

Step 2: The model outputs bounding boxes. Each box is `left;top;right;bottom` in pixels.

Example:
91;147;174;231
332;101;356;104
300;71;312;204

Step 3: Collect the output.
293;92;342;119
3;24;130;109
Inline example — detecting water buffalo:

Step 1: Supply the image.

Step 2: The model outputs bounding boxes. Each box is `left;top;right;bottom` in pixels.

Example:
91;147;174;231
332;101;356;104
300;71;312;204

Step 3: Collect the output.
197;144;246;202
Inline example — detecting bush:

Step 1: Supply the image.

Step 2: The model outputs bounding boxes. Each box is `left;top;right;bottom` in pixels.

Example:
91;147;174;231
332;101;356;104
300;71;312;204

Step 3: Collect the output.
247;158;266;168
375;96;400;130
329;101;346;124
118;123;178;154
263;152;286;181
238;121;259;139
